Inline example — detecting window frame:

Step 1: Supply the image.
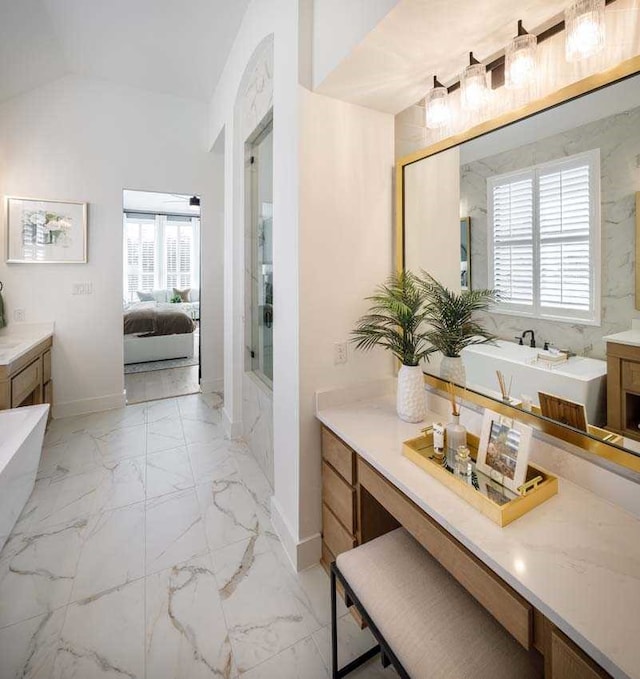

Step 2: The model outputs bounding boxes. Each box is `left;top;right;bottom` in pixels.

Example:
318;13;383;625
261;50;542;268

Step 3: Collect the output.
123;213;200;303
487;149;601;326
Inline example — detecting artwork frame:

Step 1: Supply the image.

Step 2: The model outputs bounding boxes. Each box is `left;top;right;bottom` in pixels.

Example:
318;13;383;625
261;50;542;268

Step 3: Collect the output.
460;216;471;290
476;409;532;494
6;196;87;264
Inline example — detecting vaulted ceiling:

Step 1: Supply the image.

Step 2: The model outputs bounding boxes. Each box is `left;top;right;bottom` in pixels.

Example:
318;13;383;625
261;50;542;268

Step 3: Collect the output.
0;0;250;103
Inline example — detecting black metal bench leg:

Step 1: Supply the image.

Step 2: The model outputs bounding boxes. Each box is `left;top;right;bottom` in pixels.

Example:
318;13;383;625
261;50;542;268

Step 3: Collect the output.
331;566;339;679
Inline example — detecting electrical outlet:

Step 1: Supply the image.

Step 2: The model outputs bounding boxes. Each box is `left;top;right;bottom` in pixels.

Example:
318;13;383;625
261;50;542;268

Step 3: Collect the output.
334;341;347;365
13;309;25;322
72;282;93;295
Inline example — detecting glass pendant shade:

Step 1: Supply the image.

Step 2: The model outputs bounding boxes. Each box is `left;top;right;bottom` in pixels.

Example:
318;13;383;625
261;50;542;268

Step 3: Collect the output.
505;33;537;89
565;0;606;61
425;82;451;129
461;62;489;111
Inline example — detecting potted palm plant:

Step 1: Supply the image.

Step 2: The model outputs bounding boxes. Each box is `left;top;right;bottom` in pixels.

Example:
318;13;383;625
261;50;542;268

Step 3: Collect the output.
419;272;496;386
351;271;431;423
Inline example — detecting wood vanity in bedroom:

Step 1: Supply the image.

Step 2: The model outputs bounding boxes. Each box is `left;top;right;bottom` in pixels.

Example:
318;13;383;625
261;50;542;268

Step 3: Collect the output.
0;327;53;410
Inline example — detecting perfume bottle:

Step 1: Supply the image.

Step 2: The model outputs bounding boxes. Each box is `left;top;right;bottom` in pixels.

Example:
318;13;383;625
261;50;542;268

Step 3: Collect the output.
455;445;472;476
446;415;467;468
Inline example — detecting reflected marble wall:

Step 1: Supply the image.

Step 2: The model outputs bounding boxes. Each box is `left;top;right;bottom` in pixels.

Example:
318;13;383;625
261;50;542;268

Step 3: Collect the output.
461;105;640;359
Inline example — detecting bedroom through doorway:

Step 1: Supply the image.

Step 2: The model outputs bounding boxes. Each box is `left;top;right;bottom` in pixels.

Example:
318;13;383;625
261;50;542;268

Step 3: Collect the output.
122;190;201;404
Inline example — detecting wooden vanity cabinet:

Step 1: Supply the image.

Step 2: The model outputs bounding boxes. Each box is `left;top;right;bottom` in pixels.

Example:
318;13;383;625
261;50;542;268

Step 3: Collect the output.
0;338;53;411
320;424;614;679
607;341;640;441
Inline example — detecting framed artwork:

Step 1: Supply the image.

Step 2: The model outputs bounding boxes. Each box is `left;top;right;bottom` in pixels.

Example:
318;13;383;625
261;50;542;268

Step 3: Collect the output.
476;410;532;494
460;217;471;290
538;391;588;432
6;196;87;263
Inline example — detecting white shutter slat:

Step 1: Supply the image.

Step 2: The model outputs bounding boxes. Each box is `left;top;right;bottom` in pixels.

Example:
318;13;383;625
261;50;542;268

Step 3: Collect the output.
491;175;534;307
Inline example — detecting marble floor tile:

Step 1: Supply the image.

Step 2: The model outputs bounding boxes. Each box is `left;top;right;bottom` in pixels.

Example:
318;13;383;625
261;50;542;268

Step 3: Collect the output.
80;405;147;438
93;423;147;462
196;471;269;552
213;536;312;673
37;434;104;482
240;637;329;679
146;488;208;575
53;579;145;679
28;456;146;531
70;502;145;602
181;418;225;446
178;393;223;425
0;518;86;629
312;613;399;678
187;439;239;485
145;555;236;679
0;607;66;679
146;446;195;499
267;534;347;632
144;397;180;424
147;415;186;454
14;478;54;534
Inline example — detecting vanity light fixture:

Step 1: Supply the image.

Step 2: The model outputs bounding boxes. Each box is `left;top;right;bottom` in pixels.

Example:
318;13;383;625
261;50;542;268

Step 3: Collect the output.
565;0;606;61
425;76;451;129
460;52;489;111
505;20;538;89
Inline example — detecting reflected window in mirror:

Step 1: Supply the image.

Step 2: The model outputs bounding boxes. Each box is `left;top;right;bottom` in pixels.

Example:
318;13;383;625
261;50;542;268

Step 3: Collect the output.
488;149;600;325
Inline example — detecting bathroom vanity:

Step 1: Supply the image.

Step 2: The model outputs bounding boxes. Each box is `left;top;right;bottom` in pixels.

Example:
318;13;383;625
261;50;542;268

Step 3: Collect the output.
0;324;53;411
605;331;640;443
316;385;640;679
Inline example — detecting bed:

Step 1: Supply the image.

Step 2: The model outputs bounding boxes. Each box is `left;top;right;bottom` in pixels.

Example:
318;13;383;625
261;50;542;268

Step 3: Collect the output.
123;302;196;365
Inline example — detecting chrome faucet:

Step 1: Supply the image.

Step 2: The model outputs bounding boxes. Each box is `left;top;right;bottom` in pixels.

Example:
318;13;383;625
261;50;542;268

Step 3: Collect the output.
519;329;536;348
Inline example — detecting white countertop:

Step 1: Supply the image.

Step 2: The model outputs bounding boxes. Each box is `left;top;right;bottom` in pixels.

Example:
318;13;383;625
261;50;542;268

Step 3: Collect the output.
316;391;640;679
0;322;54;366
604;329;640;347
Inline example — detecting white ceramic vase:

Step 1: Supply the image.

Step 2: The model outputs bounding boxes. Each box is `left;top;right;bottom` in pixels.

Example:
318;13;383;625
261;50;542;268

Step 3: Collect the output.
397;364;426;423
440;356;466;387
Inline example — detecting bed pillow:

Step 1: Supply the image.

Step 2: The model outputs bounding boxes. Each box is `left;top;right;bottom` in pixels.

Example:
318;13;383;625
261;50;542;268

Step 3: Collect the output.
137;291;155;302
173;287;191;302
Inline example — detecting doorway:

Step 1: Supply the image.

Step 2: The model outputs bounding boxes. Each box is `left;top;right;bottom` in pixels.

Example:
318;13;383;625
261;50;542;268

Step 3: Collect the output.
122;190;201;404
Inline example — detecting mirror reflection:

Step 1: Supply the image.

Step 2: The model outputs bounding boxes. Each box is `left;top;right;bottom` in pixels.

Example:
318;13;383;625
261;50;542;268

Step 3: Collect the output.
404;73;640;457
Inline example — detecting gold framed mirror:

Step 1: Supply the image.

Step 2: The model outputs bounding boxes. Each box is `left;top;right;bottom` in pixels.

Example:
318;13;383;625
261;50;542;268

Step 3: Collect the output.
396;54;640;475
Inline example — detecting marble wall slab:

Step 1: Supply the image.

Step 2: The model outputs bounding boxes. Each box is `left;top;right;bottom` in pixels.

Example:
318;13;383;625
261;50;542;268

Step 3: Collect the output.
242;374;274;487
461;105;640;359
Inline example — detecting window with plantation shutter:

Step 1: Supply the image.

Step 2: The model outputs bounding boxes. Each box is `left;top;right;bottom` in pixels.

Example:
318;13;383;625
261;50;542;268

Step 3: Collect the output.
487;149;600;324
123;214;199;303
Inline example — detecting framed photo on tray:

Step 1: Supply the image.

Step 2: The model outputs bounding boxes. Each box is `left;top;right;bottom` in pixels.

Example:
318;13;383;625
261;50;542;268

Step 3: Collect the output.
6;196;87;263
476;410;532;494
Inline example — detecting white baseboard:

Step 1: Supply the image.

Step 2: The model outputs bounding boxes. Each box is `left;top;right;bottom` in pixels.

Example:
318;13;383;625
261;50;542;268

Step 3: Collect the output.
270;496;322;572
200;377;224;394
222;406;243;439
52;391;126;419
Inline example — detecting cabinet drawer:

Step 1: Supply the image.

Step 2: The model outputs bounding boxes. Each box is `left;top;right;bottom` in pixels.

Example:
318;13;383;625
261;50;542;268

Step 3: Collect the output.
357;457;533;650
550;627;610;679
11;359;40;408
322;427;355;484
322;504;356;558
622;360;640;393
322;461;356;533
43;350;52;384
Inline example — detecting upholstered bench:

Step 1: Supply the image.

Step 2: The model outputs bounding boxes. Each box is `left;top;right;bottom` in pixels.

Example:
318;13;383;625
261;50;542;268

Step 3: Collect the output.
331;528;543;679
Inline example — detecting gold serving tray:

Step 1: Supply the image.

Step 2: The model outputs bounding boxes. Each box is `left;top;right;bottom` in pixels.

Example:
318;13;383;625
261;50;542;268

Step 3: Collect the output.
402;430;558;527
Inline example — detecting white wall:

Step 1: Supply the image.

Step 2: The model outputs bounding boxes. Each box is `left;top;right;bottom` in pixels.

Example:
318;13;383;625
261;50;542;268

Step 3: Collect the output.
299;89;395;540
0;74;222;416
209;0;397;569
404;146;460;291
208;0;305;566
312;0;400;88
